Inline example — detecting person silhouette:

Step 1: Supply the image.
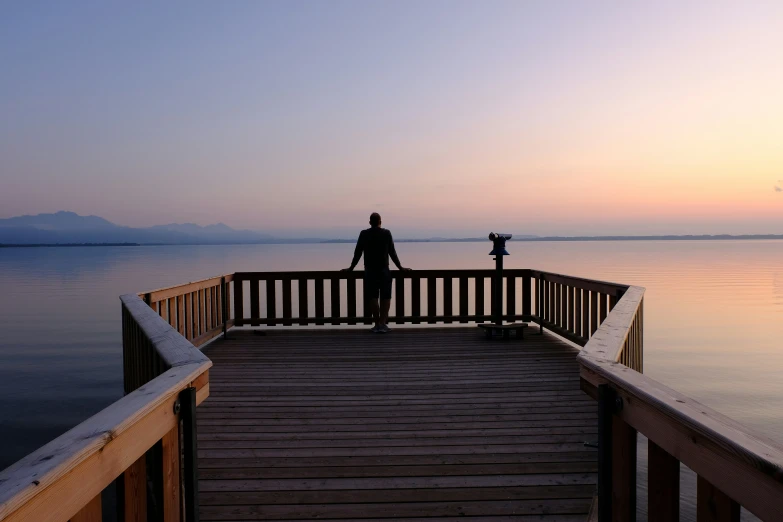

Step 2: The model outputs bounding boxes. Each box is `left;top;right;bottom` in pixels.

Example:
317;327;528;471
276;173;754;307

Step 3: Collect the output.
342;213;411;332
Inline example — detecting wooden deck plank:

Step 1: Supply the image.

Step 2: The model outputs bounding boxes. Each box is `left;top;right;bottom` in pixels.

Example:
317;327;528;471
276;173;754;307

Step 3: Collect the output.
199;328;597;521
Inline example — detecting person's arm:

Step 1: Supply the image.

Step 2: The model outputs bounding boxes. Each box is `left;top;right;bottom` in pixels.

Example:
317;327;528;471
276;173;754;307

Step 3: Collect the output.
344;232;364;271
388;231;410;270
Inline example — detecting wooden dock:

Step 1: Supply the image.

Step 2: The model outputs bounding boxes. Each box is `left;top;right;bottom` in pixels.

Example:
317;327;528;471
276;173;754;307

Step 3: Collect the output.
6;268;782;522
198;327;598;521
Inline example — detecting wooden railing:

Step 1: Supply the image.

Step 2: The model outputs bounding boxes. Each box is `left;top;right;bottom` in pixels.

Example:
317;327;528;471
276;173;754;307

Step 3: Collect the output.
578;285;783;521
0;294;210;522
232;269;539;326
140;274;233;349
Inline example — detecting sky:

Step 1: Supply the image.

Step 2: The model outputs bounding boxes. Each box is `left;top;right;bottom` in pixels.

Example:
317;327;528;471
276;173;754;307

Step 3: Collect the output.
1;1;783;238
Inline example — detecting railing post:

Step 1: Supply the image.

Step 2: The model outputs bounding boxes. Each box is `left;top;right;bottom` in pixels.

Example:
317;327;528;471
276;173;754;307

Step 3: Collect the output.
180;387;200;522
221;276;228;339
598;384;614;522
538;275;544;334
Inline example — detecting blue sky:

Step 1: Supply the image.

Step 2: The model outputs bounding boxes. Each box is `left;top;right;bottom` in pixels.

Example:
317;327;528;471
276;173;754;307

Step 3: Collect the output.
2;1;782;237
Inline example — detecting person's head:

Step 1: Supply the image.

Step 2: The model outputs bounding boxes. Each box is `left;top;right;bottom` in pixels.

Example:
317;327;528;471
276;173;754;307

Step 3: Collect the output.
369;212;382;228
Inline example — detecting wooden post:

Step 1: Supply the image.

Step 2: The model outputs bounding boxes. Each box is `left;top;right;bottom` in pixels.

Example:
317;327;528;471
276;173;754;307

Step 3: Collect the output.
443;277;453;323
265;278;276;326
522;274;531;316
315;278;325;325
697;476;740;522
180;387;199;522
612;415;637;522
396;275;406;324
649;440;680;522
330;278;340;325
459;277;468;323
474;277;484;322
298;278;308;326
427;277;437;324
506;275;516;319
411;276;421;324
233;276;244;327
161;427;181;522
250;278;260;326
346;277;356;324
598;385;614;522
282;278;293;326
118;456;147;522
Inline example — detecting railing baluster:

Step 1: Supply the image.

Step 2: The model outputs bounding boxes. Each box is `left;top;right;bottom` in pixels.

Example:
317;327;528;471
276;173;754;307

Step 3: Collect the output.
346;276;357;324
395;275;405;324
590;290;599;336
475;277;484;321
459;277;469;323
574;287;582;338
567;286;574;334
298;278;308;326
161;426;181;522
649;440;680;522
599;293;608;324
233;278;244;327
177;295;185;336
427;277;437;324
443;276;453;323
506;275;516;320
560;283;566;328
315;278;325;325
184;293;192;340
267;279;277;326
250;278;260;327
697;475;740;522
282;278;293;326
224;280;232;328
167;297;176;329
119;455;146;522
613;413;637;521
548;280;554;324
204;287;212;331
411;276;421;324
199;289;206;335
522;274;531;317
330;278;340;325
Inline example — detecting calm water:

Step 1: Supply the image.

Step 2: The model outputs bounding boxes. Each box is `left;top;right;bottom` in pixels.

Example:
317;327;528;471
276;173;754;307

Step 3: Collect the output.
1;240;781;520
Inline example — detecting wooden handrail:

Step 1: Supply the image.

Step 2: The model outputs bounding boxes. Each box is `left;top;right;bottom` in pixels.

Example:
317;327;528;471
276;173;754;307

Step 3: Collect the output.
576;281;783;520
0;294;210;522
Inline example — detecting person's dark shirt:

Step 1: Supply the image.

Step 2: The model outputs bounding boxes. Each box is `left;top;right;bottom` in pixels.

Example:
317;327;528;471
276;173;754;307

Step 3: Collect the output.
349;227;403;271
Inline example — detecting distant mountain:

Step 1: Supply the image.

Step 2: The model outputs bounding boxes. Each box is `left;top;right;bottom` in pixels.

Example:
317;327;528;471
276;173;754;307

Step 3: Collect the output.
0;211;117;231
0;212;275;245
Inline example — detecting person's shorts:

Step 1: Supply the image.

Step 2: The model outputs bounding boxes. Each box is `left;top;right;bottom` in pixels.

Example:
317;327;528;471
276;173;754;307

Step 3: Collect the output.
364;268;393;300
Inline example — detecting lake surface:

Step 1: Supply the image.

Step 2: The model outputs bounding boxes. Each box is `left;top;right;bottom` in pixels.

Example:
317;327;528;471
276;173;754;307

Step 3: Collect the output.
1;240;781;520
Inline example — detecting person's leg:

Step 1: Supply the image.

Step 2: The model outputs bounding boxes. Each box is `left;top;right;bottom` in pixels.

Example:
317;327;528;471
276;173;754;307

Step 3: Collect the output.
380;299;391;325
369;297;381;327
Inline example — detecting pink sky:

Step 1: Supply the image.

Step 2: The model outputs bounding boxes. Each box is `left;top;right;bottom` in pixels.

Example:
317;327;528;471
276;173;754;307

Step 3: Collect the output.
1;2;782;237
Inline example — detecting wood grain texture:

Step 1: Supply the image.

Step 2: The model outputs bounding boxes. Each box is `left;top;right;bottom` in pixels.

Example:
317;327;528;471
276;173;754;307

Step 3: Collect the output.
68;494;100;522
161;427;181;522
198;327;596;521
649;439;680;522
697;475;740;522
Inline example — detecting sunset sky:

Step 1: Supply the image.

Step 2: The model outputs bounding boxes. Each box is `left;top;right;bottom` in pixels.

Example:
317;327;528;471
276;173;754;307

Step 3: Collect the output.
1;1;782;237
